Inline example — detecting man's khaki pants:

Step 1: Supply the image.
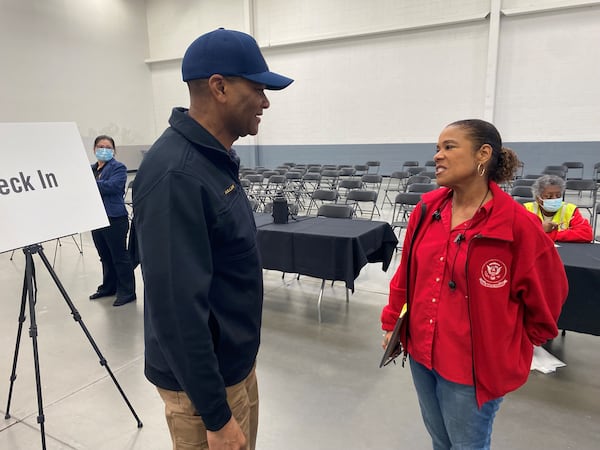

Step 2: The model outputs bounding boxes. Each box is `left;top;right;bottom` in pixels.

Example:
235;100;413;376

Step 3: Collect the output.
157;367;258;450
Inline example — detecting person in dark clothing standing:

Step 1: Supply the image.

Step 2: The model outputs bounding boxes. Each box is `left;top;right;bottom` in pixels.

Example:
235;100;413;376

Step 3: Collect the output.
89;135;136;307
132;29;292;450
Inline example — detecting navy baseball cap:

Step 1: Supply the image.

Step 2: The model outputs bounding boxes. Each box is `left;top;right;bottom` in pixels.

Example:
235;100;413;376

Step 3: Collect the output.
181;28;293;90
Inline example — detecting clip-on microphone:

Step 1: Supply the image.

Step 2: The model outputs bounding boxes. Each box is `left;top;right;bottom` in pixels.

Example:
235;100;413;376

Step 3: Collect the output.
432;197;451;221
449;234;465;289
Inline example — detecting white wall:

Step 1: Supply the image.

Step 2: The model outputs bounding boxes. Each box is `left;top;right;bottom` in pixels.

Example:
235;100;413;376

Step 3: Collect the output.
495;6;600;140
257;23;489;145
144;0;249;133
0;0;155;150
145;0;248;60
254;0;488;46
1;0;598;152
502;0;599;10
145;0;600;146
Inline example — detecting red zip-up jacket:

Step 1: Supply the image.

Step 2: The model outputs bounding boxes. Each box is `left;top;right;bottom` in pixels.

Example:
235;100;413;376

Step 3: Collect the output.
382;182;568;406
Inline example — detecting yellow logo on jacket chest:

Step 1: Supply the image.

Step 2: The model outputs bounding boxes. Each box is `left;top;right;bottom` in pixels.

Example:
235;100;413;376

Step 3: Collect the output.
224;184;235;195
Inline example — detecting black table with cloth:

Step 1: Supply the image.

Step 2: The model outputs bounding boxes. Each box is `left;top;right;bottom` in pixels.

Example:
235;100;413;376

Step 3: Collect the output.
555;242;600;336
254;214;398;292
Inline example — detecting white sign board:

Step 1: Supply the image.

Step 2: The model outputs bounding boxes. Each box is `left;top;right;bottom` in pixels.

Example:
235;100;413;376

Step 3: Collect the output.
0;122;109;253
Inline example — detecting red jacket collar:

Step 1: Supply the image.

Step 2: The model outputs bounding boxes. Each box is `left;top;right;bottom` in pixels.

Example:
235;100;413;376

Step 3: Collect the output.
420;181;517;242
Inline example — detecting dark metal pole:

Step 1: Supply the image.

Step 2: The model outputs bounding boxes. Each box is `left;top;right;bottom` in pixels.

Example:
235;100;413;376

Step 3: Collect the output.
4;262;31;418
36;246;143;428
24;244;47;449
4;243;142;450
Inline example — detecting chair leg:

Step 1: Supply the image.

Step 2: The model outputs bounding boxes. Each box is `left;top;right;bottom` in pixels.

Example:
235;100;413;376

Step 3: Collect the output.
383;192;391;207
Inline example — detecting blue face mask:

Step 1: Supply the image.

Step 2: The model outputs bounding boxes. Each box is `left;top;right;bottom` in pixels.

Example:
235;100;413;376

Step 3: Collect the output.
95;148;114;162
542;198;563;212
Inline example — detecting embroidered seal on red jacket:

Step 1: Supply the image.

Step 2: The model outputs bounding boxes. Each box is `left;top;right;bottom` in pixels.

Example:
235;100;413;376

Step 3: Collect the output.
479;259;508;288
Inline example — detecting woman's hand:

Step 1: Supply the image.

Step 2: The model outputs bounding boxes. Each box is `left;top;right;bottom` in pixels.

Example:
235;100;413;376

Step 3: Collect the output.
381;331;393;350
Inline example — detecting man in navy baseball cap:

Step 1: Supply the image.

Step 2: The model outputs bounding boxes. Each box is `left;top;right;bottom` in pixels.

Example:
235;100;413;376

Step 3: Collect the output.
182;28;293;90
134;28;292;450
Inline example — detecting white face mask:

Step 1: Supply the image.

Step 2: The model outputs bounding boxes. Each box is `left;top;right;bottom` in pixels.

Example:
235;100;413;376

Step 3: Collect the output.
542;198;562;212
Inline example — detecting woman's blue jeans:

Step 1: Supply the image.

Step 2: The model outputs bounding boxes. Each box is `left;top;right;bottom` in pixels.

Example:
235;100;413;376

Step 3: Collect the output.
410;358;503;450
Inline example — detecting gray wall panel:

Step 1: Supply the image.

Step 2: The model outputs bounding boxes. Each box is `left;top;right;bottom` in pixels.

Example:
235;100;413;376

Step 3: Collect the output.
233;142;600;179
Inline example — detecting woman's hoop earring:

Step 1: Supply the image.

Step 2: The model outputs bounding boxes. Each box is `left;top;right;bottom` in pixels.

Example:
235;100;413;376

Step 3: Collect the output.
477;163;486;177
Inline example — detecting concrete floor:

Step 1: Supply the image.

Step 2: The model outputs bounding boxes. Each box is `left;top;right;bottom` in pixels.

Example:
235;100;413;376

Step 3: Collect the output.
1;189;599;449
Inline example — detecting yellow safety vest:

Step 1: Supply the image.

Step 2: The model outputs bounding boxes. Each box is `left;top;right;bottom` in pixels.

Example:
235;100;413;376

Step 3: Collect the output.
524;202;576;231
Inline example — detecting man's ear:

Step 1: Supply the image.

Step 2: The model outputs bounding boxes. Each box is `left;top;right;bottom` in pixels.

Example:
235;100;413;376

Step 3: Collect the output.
207;74;227;102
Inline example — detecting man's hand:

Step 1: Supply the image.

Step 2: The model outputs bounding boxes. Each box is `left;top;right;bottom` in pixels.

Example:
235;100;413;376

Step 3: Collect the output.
207;416;247;450
543;221;558;233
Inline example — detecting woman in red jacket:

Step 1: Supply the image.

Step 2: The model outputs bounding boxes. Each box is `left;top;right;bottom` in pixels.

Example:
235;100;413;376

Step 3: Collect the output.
381;119;568;450
525;174;593;242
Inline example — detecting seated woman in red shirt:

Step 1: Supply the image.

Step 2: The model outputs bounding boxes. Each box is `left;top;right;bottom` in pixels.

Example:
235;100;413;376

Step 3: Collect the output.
524;174;593;242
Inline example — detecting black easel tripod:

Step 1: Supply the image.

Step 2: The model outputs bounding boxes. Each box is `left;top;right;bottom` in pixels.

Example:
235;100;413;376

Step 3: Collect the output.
4;244;143;449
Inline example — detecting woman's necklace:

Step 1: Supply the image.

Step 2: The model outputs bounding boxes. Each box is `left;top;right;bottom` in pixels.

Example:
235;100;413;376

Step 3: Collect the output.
451;187;490;229
447;187;490;290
